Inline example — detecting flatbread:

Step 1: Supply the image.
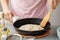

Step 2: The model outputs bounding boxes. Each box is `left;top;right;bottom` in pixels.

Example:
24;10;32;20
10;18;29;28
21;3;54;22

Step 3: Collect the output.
19;24;44;31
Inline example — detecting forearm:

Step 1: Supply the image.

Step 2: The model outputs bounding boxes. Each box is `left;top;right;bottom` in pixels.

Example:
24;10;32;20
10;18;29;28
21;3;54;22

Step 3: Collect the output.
1;0;9;11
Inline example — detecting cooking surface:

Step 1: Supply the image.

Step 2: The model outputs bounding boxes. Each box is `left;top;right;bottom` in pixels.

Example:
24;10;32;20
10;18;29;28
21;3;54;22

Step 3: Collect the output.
2;20;58;40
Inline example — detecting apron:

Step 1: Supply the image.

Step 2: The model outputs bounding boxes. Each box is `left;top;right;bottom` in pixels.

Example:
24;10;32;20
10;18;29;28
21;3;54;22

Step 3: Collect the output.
11;0;48;19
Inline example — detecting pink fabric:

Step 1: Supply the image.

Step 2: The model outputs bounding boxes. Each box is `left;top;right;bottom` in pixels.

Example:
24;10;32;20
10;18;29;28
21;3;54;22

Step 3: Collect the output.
11;0;48;19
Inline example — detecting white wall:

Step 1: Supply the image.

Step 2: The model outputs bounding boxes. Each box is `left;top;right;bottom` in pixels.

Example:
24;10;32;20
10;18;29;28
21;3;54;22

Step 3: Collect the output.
0;1;60;26
49;4;60;26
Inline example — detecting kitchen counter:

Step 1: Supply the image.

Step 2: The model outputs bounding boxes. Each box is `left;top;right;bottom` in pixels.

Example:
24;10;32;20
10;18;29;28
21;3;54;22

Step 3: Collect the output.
2;20;59;40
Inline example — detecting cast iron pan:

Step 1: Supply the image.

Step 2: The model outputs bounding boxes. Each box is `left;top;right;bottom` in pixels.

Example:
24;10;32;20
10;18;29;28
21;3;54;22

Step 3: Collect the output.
13;18;50;36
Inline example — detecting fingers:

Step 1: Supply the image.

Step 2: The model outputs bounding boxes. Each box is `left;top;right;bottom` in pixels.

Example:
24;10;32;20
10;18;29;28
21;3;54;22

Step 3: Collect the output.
5;13;13;23
52;0;59;9
56;0;59;4
3;8;13;22
9;13;13;22
54;0;58;7
59;0;60;2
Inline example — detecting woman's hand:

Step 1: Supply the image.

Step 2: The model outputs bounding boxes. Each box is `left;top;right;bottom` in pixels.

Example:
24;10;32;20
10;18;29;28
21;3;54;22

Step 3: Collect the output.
4;9;13;23
48;0;59;9
1;0;13;22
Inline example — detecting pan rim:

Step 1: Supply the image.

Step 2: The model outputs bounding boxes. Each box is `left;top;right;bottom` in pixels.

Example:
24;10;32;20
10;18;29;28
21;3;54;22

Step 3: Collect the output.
13;18;51;36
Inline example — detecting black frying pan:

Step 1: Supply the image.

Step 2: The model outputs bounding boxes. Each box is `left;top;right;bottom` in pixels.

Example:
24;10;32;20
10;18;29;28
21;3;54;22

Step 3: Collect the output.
13;18;50;36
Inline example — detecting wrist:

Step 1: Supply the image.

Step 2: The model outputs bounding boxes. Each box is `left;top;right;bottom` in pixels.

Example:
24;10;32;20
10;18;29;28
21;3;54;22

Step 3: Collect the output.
3;7;9;11
2;8;10;14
